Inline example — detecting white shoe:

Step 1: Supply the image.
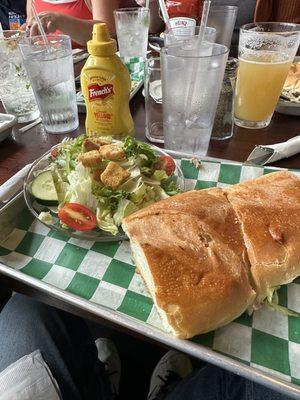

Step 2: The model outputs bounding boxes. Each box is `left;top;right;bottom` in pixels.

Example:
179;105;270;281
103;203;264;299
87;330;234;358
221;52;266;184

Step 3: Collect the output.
147;350;193;400
95;338;121;396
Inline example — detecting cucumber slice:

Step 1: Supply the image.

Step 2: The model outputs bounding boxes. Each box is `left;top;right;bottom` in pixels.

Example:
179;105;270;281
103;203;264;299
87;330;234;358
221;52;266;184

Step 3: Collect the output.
31;170;58;204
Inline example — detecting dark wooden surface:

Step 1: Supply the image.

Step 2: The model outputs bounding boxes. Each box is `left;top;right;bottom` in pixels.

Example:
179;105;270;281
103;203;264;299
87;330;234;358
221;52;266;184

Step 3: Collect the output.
1;89;300;184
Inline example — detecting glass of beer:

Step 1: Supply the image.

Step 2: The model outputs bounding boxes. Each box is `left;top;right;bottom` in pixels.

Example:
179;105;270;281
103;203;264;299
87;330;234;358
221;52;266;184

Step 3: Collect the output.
234;23;300;129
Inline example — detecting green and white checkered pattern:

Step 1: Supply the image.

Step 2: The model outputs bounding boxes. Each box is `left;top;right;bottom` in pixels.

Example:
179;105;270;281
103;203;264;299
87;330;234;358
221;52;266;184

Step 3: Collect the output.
121;56;145;81
1;159;300;386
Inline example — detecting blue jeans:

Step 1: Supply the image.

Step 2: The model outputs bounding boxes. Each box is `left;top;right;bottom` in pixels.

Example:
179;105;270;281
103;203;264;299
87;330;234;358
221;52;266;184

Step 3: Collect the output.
0;294;293;400
164;366;292;400
0;294;111;400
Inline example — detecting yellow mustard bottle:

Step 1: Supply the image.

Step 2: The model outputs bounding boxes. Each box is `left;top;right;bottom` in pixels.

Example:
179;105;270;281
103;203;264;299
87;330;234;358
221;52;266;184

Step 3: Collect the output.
81;23;134;138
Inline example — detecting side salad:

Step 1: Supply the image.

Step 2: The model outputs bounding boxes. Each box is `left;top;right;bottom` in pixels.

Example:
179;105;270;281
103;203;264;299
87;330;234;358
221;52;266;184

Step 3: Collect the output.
33;136;181;235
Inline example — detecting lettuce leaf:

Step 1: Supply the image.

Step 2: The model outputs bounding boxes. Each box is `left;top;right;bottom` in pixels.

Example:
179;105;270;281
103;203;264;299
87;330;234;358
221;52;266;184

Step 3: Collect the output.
123;137;158;168
92;185;129;212
153;186;169;200
96;207;118;235
264;286;299;317
266;302;300;317
51;165;70;204
161;176;181;196
54;135;85;175
65;163;98;211
113;199;139;226
152;170;168;182
130;181;156;205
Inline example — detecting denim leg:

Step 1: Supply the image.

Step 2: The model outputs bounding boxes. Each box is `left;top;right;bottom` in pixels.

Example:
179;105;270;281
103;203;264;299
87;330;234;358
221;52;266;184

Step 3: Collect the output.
165;364;293;400
0;294;112;400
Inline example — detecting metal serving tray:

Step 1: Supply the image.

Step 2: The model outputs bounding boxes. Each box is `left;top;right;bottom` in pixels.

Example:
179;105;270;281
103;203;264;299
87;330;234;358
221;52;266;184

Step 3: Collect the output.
0;190;299;399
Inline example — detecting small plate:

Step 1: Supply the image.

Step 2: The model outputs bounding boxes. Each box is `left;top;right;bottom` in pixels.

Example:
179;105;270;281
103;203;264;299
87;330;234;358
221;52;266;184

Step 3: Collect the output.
24;142;185;242
276;98;300;116
276;56;300;116
0;113;17;143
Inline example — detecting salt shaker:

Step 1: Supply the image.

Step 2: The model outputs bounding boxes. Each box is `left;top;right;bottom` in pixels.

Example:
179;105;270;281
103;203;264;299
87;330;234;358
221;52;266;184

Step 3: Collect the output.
211;58;238;140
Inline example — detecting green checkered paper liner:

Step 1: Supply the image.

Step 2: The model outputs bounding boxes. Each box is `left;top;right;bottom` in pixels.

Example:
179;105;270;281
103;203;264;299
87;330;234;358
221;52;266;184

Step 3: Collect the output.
121;56;145;81
1;159;300;386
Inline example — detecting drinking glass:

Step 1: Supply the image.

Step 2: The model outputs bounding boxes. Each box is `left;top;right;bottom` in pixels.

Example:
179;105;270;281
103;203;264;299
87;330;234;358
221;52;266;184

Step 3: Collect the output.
234;23;300;129
211;58;238;140
145;56;163;143
0;30;39;123
161;42;229;155
19;34;79;134
207;6;238;49
164;26;216;46
114;8;150;59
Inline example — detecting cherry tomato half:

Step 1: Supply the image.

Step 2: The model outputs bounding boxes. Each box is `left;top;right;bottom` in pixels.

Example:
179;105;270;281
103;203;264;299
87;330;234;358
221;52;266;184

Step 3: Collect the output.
155;155;176;176
58;203;97;231
51;147;59;159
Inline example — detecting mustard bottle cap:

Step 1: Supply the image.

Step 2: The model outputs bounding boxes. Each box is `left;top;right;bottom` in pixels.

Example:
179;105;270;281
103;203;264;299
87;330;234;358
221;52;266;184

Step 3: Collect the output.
87;23;117;57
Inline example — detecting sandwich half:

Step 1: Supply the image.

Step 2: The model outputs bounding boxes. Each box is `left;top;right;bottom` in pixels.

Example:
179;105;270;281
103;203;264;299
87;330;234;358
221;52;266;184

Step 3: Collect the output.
122;188;255;339
225;170;300;304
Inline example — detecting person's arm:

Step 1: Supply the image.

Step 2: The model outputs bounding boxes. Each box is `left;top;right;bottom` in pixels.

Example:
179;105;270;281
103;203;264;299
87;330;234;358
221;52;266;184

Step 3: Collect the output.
92;0;119;34
20;0;33;30
26;0;33;22
30;0;119;46
30;14;99;45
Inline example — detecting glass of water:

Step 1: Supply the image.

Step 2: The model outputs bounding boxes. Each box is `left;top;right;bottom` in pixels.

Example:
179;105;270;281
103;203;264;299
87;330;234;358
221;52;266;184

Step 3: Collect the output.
0;31;39;123
145;56;164;143
19;35;78;134
164;26;216;46
161;41;228;155
114;8;150;58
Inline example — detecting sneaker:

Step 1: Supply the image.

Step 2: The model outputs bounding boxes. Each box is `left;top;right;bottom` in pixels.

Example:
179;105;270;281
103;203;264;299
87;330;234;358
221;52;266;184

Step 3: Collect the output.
147;350;193;400
95;338;121;396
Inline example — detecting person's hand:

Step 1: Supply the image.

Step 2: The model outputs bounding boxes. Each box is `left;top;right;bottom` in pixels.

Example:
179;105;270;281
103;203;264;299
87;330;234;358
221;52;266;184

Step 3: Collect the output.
19;22;27;31
20;16;34;32
135;0;155;6
30;12;60;36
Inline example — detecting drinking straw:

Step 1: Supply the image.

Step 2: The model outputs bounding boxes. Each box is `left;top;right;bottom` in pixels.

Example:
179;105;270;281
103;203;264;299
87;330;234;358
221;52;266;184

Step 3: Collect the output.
145;0;150;9
0;23;4;39
184;0;211;124
31;1;51;52
158;0;172;31
194;0;211;54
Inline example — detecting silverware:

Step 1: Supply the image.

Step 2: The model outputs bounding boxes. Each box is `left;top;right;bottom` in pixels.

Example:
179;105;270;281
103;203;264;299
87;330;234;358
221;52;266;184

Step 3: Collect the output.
19;117;42;133
245;147;274;165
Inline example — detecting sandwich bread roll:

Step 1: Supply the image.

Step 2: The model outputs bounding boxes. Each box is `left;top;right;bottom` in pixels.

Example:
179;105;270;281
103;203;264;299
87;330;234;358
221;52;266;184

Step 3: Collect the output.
225;171;300;303
123;188;255;339
123;171;300;339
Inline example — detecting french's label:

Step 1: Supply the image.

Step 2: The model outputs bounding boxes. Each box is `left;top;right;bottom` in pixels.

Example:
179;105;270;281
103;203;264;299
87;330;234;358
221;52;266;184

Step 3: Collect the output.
88;84;114;101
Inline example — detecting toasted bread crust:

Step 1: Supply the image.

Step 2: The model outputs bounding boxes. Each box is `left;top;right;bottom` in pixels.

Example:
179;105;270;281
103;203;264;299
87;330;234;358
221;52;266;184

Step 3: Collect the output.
225;171;300;301
123;188;255;338
123;171;300;338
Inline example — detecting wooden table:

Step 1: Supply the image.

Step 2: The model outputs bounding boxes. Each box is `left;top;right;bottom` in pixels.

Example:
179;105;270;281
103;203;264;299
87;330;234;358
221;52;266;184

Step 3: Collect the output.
0;90;300;184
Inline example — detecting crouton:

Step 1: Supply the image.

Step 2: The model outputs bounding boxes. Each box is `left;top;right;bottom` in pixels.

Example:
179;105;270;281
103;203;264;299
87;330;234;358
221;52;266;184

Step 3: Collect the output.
78;150;102;167
101;161;130;190
83;138;111;152
83;139;100;152
92;169;103;182
92;137;111;146
99;144;125;161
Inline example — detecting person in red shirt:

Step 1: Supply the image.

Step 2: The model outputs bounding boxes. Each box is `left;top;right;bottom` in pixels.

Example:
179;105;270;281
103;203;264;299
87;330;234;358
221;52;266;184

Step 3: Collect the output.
24;0;162;47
